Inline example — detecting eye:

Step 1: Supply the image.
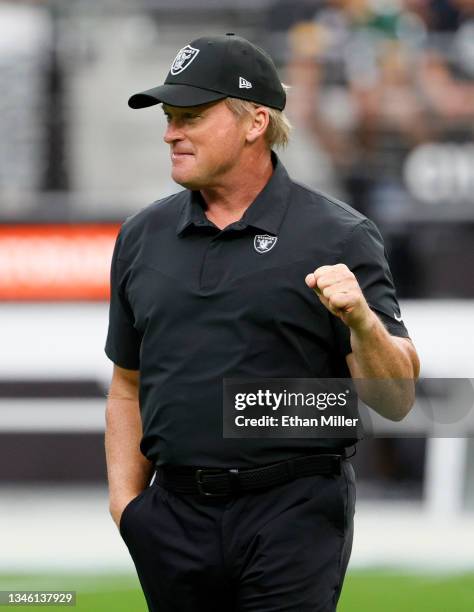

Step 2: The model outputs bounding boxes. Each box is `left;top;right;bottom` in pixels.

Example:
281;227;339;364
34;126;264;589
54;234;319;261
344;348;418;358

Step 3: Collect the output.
163;110;201;124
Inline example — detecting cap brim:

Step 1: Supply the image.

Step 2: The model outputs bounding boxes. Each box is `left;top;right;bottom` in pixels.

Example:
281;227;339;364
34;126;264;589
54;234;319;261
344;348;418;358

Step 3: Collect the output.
128;84;226;109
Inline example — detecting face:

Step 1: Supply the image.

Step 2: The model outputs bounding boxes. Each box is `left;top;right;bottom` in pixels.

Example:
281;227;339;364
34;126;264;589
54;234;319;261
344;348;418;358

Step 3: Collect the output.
162;100;250;189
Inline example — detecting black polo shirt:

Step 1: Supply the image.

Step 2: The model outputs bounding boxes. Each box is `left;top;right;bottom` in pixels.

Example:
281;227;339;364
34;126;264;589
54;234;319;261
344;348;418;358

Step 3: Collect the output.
105;153;410;468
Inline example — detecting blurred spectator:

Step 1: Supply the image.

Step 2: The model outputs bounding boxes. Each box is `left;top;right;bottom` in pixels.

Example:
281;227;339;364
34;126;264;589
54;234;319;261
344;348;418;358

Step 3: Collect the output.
282;0;474;296
284;0;474;218
287;0;474;222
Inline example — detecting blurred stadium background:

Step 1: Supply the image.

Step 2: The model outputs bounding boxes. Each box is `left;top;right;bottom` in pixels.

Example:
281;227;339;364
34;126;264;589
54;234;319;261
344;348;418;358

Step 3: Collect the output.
1;0;473;609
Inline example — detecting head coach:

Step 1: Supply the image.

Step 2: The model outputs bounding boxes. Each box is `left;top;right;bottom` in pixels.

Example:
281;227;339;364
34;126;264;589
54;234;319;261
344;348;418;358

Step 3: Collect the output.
104;33;420;612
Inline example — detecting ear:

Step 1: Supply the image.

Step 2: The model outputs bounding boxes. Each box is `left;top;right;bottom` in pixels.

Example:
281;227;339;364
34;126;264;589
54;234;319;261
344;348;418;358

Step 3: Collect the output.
245;107;270;144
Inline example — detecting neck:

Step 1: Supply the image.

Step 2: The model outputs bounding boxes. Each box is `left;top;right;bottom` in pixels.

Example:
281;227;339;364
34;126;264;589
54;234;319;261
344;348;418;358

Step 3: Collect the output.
200;150;273;228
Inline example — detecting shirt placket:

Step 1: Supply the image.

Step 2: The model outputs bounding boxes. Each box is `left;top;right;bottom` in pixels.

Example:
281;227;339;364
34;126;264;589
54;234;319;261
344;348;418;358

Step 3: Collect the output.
199;224;247;292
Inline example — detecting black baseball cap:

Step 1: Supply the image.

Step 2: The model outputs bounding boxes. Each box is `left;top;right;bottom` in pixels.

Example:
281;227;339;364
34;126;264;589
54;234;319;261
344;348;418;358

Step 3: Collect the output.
128;33;286;111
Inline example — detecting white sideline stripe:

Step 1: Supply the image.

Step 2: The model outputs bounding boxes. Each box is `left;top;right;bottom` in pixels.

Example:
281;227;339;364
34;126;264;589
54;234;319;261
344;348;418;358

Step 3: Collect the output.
1;395;473;434
0;486;134;572
1;300;473;380
0;399;105;432
0;303;113;382
0;487;473;572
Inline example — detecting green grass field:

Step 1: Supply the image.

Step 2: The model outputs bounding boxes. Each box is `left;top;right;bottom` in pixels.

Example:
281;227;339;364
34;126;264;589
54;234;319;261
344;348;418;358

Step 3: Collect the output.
0;571;473;611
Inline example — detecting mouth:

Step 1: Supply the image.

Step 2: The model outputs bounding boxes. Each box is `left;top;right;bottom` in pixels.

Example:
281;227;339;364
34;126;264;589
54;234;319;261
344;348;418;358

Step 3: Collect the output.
171;152;194;161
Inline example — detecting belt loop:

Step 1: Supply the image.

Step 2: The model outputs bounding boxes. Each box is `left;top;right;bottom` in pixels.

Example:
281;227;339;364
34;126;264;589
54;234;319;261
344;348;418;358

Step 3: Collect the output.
228;468;241;494
332;455;342;475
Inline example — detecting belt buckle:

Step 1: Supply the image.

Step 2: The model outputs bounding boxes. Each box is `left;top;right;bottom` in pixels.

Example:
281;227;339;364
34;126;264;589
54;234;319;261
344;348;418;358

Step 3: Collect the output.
195;469;229;497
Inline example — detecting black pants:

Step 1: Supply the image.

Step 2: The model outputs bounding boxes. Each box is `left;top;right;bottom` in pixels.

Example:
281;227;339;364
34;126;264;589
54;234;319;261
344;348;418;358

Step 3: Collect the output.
119;460;356;612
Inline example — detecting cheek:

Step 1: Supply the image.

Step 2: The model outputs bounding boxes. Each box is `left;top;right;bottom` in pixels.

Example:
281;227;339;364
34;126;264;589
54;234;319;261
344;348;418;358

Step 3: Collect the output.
208;125;244;159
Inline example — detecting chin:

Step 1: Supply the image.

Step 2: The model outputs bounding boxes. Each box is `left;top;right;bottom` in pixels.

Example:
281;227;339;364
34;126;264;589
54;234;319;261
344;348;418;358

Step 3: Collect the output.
172;171;202;190
172;177;197;189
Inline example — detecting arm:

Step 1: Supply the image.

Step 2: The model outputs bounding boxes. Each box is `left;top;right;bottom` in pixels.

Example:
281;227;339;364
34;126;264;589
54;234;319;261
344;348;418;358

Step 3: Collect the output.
345;313;420;420
105;364;155;528
305;264;420;421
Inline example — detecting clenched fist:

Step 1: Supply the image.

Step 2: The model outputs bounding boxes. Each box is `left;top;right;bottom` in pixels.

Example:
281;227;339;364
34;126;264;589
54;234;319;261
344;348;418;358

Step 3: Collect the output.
305;264;374;332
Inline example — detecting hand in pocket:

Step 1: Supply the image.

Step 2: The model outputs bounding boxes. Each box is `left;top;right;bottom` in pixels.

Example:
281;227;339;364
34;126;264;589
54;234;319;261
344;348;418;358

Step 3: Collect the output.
110;492;142;530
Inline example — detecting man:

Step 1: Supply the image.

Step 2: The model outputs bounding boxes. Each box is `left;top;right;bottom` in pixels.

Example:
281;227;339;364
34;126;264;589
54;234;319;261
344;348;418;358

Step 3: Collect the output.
105;33;420;612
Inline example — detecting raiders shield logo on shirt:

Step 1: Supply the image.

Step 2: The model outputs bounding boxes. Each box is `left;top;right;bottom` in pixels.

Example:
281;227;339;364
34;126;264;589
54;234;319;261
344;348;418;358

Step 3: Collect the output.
170;45;200;75
254;235;278;254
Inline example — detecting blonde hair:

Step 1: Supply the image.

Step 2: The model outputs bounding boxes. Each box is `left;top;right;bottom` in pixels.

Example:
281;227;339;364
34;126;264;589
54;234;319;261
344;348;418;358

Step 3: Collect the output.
224;85;292;149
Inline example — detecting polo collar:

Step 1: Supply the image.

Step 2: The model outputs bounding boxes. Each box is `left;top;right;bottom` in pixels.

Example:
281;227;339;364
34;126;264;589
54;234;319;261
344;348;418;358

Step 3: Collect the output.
176;151;292;236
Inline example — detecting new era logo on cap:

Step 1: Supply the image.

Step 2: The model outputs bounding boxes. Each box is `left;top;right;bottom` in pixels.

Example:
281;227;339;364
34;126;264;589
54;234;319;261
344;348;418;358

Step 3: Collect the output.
239;77;252;89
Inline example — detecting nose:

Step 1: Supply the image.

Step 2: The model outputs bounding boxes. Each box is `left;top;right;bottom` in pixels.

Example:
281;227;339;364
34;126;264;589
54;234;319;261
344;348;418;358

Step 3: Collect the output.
163;119;183;144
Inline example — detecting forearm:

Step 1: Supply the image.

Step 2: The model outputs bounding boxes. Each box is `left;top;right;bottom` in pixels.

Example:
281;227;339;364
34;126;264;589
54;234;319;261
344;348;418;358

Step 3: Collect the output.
105;397;154;515
348;311;419;420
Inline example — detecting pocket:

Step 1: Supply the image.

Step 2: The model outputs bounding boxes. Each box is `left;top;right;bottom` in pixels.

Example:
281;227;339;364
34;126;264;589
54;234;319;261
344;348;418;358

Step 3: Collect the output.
118;489;146;538
332;460;356;535
307;473;346;533
308;461;356;533
342;461;356;530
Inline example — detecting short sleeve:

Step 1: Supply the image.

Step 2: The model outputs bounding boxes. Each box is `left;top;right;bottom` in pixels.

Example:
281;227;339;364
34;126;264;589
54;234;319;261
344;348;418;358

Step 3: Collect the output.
332;218;411;357
104;229;141;369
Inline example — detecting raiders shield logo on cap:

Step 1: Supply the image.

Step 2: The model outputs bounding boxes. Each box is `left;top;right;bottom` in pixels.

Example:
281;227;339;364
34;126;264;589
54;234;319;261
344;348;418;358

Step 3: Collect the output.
170;45;200;75
254;235;278;254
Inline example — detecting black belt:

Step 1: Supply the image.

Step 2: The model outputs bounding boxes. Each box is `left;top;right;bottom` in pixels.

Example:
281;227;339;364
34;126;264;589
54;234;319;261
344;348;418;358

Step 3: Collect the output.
155;450;348;498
